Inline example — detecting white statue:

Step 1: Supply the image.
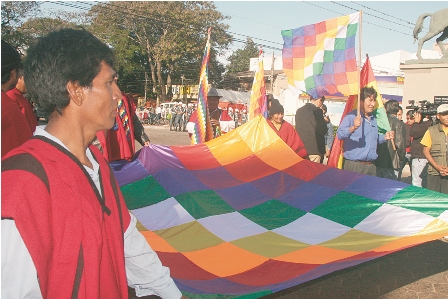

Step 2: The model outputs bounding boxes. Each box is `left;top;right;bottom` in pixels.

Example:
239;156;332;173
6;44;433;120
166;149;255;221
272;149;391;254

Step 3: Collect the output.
413;8;448;60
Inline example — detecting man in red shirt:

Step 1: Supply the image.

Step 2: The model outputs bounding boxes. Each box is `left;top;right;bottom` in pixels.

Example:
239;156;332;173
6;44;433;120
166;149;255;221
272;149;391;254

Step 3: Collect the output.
1;40;32;157
6;69;38;133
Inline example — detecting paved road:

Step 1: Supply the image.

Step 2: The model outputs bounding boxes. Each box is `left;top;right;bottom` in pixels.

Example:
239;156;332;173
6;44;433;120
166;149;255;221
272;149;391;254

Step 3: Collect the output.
135;124;447;299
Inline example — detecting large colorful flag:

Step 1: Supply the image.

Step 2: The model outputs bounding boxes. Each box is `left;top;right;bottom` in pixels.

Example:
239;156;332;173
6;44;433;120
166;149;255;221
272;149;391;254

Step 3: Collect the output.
249;48;268;120
327;56;391;168
115;116;448;298
191;27;214;144
282;12;360;99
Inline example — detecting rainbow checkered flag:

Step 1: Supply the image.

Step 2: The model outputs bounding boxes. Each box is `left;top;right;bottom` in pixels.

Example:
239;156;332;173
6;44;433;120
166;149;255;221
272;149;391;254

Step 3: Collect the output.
282;12;360;98
249;48;268;120
191;27;214;145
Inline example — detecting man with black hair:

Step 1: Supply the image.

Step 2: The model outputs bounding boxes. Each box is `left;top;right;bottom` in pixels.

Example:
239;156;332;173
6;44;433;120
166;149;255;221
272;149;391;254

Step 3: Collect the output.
337;86;394;175
2;29;185;299
1;40;32;157
295;95;328;163
375;100;407;180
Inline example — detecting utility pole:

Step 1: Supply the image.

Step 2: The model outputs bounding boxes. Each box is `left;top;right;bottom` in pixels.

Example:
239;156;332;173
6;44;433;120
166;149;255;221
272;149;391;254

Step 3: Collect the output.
181;74;186;104
144;71;148;104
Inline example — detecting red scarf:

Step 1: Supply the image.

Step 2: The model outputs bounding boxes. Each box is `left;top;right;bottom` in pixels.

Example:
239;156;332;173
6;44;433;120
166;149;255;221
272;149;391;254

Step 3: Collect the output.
2;137;131;298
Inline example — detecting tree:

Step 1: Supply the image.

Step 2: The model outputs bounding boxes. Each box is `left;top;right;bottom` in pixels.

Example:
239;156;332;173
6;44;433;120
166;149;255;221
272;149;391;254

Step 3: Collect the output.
87;1;231;102
226;38;259;74
1;1;40;49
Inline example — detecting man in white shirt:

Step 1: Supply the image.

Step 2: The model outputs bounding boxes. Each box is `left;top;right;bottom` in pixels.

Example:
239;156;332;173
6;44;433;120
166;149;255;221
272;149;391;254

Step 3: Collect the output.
1;28;186;299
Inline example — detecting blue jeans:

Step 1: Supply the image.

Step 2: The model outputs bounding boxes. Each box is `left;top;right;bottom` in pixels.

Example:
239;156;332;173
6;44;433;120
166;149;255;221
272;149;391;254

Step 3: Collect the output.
411;158;428;187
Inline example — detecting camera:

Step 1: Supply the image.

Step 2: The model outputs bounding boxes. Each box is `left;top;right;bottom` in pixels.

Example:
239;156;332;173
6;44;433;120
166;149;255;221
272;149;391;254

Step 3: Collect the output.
406;97;448;117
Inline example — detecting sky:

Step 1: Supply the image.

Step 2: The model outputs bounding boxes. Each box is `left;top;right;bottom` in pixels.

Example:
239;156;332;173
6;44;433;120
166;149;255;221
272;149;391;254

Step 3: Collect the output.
41;1;448;62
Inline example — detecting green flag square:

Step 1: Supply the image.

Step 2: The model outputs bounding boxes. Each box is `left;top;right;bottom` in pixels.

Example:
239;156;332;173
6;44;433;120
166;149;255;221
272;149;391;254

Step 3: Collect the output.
387;185;448;217
240;200;306;230
311;191;383;228
304;76;316;90
347;23;358;37
334;38;347;50
176;190;235;219
121;176;171;210
323;50;334;63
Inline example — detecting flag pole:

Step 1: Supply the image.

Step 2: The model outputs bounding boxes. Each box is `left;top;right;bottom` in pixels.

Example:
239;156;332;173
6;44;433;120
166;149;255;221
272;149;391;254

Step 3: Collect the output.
357;10;362;116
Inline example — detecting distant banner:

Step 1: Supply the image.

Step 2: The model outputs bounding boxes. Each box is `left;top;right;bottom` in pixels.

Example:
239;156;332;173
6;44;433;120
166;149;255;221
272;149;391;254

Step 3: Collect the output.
381;94;403;103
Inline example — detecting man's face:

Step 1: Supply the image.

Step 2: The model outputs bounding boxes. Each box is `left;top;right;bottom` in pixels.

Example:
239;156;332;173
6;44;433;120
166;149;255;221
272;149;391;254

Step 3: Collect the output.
80;62;121;131
362;95;376;116
208;96;220;112
271;112;284;124
397;109;403;121
437;112;448;127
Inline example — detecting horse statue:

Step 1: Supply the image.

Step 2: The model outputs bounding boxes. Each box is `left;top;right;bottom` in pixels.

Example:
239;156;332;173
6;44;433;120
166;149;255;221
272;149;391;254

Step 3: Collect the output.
413;8;448;60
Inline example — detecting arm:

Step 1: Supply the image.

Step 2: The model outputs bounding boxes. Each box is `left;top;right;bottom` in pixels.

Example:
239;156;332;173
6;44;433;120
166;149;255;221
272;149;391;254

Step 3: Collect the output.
133;114;150;146
124;213;183;299
337;114;360;139
1;219;43;298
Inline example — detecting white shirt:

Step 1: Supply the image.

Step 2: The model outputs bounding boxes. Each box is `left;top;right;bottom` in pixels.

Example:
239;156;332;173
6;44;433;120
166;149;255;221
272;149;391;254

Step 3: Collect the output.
1;126;182;299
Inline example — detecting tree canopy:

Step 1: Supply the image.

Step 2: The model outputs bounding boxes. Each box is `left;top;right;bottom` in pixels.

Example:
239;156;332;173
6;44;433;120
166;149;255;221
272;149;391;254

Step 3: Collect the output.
87;1;232;101
226;38;259;74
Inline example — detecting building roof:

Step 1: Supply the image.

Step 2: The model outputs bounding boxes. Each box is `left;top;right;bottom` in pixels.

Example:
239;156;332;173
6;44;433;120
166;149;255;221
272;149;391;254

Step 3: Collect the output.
216;89;251;104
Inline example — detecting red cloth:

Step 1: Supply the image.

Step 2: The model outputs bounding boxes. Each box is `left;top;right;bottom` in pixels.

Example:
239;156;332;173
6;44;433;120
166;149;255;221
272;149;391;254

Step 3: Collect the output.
268;119;308;158
1;91;32;157
6;88;38;132
2;137;131;299
97;92;136;162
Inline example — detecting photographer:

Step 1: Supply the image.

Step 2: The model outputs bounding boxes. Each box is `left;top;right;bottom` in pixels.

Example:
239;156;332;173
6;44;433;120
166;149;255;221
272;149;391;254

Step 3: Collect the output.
421;104;448;194
409;111;432;187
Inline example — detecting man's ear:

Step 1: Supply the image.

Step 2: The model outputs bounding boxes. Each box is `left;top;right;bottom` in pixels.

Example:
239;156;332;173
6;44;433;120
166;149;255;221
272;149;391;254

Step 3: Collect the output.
66;81;83;106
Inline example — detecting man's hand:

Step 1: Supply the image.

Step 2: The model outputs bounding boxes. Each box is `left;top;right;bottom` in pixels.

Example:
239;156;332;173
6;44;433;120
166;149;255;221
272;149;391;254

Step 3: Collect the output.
349;115;361;133
385;131;394;140
144;140;151;146
437;165;448;176
414;112;422;123
210;119;219;127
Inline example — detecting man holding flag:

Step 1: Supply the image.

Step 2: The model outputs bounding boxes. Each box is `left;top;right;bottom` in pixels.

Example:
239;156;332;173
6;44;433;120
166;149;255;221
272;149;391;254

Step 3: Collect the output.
337;86;394;175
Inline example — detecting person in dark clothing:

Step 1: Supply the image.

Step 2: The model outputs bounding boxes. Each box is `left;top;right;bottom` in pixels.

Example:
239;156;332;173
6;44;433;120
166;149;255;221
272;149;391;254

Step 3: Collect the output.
295;96;327;163
410;111;432;187
421;104;448;193
375;100;407;180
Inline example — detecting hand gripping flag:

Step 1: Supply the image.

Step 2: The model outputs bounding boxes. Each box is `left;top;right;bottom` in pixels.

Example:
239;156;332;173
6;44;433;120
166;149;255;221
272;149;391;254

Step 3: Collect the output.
249;48;268;120
327;55;391;168
114;116;447;298
282;12;359;99
191;27;214;144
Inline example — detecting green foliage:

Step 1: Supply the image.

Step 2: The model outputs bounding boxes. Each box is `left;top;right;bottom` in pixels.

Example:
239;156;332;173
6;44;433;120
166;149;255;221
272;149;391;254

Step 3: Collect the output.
1;1;40;49
87;1;231;99
226;38;259;74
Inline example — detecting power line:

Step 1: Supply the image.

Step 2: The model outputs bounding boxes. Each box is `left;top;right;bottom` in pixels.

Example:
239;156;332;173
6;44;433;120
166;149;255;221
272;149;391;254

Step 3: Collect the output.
331;1;415;31
350;1;426;30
